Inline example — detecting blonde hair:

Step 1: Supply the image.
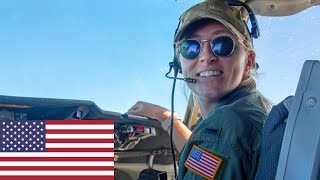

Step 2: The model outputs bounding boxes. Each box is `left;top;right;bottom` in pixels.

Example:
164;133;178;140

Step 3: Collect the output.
242;39;272;111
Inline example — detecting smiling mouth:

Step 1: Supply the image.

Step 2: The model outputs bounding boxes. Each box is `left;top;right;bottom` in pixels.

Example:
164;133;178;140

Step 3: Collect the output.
197;70;223;77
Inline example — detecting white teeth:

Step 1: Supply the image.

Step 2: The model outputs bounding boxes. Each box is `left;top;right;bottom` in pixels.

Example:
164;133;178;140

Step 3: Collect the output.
199;71;222;77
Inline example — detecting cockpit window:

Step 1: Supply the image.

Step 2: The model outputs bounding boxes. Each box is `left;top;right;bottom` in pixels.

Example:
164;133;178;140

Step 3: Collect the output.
0;1;319;116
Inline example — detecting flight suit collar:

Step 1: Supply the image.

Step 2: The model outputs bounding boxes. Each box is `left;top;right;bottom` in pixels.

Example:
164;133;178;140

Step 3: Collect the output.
207;81;256;118
190;81;256;131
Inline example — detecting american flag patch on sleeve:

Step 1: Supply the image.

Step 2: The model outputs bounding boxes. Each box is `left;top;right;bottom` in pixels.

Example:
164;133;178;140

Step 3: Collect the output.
184;144;223;180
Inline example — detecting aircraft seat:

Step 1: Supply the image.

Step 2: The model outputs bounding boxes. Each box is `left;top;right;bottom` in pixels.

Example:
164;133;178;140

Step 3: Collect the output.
255;60;320;180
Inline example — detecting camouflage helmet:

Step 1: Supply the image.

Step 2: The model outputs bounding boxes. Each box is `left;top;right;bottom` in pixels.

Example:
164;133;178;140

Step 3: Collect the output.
174;0;252;46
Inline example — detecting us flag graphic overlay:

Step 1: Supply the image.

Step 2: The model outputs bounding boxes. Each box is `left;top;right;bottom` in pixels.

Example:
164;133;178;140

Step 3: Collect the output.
0;120;114;180
184;145;222;180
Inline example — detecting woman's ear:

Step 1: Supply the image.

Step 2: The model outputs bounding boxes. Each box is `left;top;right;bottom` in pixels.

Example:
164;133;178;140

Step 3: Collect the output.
245;50;256;72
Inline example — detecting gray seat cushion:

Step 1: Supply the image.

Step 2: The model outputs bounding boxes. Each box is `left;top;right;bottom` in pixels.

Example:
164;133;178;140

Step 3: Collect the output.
255;97;293;180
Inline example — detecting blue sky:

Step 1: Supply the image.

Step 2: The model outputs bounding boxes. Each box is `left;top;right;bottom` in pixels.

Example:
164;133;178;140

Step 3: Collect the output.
0;0;319;116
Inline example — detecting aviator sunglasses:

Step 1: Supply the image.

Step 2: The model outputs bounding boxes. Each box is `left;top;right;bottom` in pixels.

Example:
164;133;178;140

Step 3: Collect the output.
177;36;239;60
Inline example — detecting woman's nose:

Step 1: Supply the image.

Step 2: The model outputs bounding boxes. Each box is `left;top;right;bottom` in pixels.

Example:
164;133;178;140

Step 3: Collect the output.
198;42;218;64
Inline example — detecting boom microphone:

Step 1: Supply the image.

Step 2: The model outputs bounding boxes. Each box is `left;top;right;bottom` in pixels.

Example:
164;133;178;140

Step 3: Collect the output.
166;72;196;83
183;77;197;83
165;61;197;83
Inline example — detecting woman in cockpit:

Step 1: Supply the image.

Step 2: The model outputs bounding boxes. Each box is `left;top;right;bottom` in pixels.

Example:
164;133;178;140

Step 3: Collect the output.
128;0;270;179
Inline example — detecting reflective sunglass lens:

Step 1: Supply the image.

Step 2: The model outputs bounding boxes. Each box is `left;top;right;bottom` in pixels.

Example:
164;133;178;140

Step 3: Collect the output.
180;40;201;59
211;36;234;57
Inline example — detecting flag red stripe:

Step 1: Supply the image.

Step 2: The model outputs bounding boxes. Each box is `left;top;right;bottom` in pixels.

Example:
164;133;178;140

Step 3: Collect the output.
45;120;114;125
0;166;114;170
203;151;221;162
46;148;113;152
188;158;214;176
46;130;114;134
0;176;114;180
0;157;114;161
186;161;211;179
201;156;218;167
46;139;114;143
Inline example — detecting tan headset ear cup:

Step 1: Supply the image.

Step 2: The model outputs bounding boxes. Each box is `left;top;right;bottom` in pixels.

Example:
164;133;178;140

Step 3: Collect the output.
174;45;182;74
176;59;182;74
173;58;182;74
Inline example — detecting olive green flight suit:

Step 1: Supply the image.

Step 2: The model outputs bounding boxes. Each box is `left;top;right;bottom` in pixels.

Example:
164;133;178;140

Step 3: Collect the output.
178;84;268;180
